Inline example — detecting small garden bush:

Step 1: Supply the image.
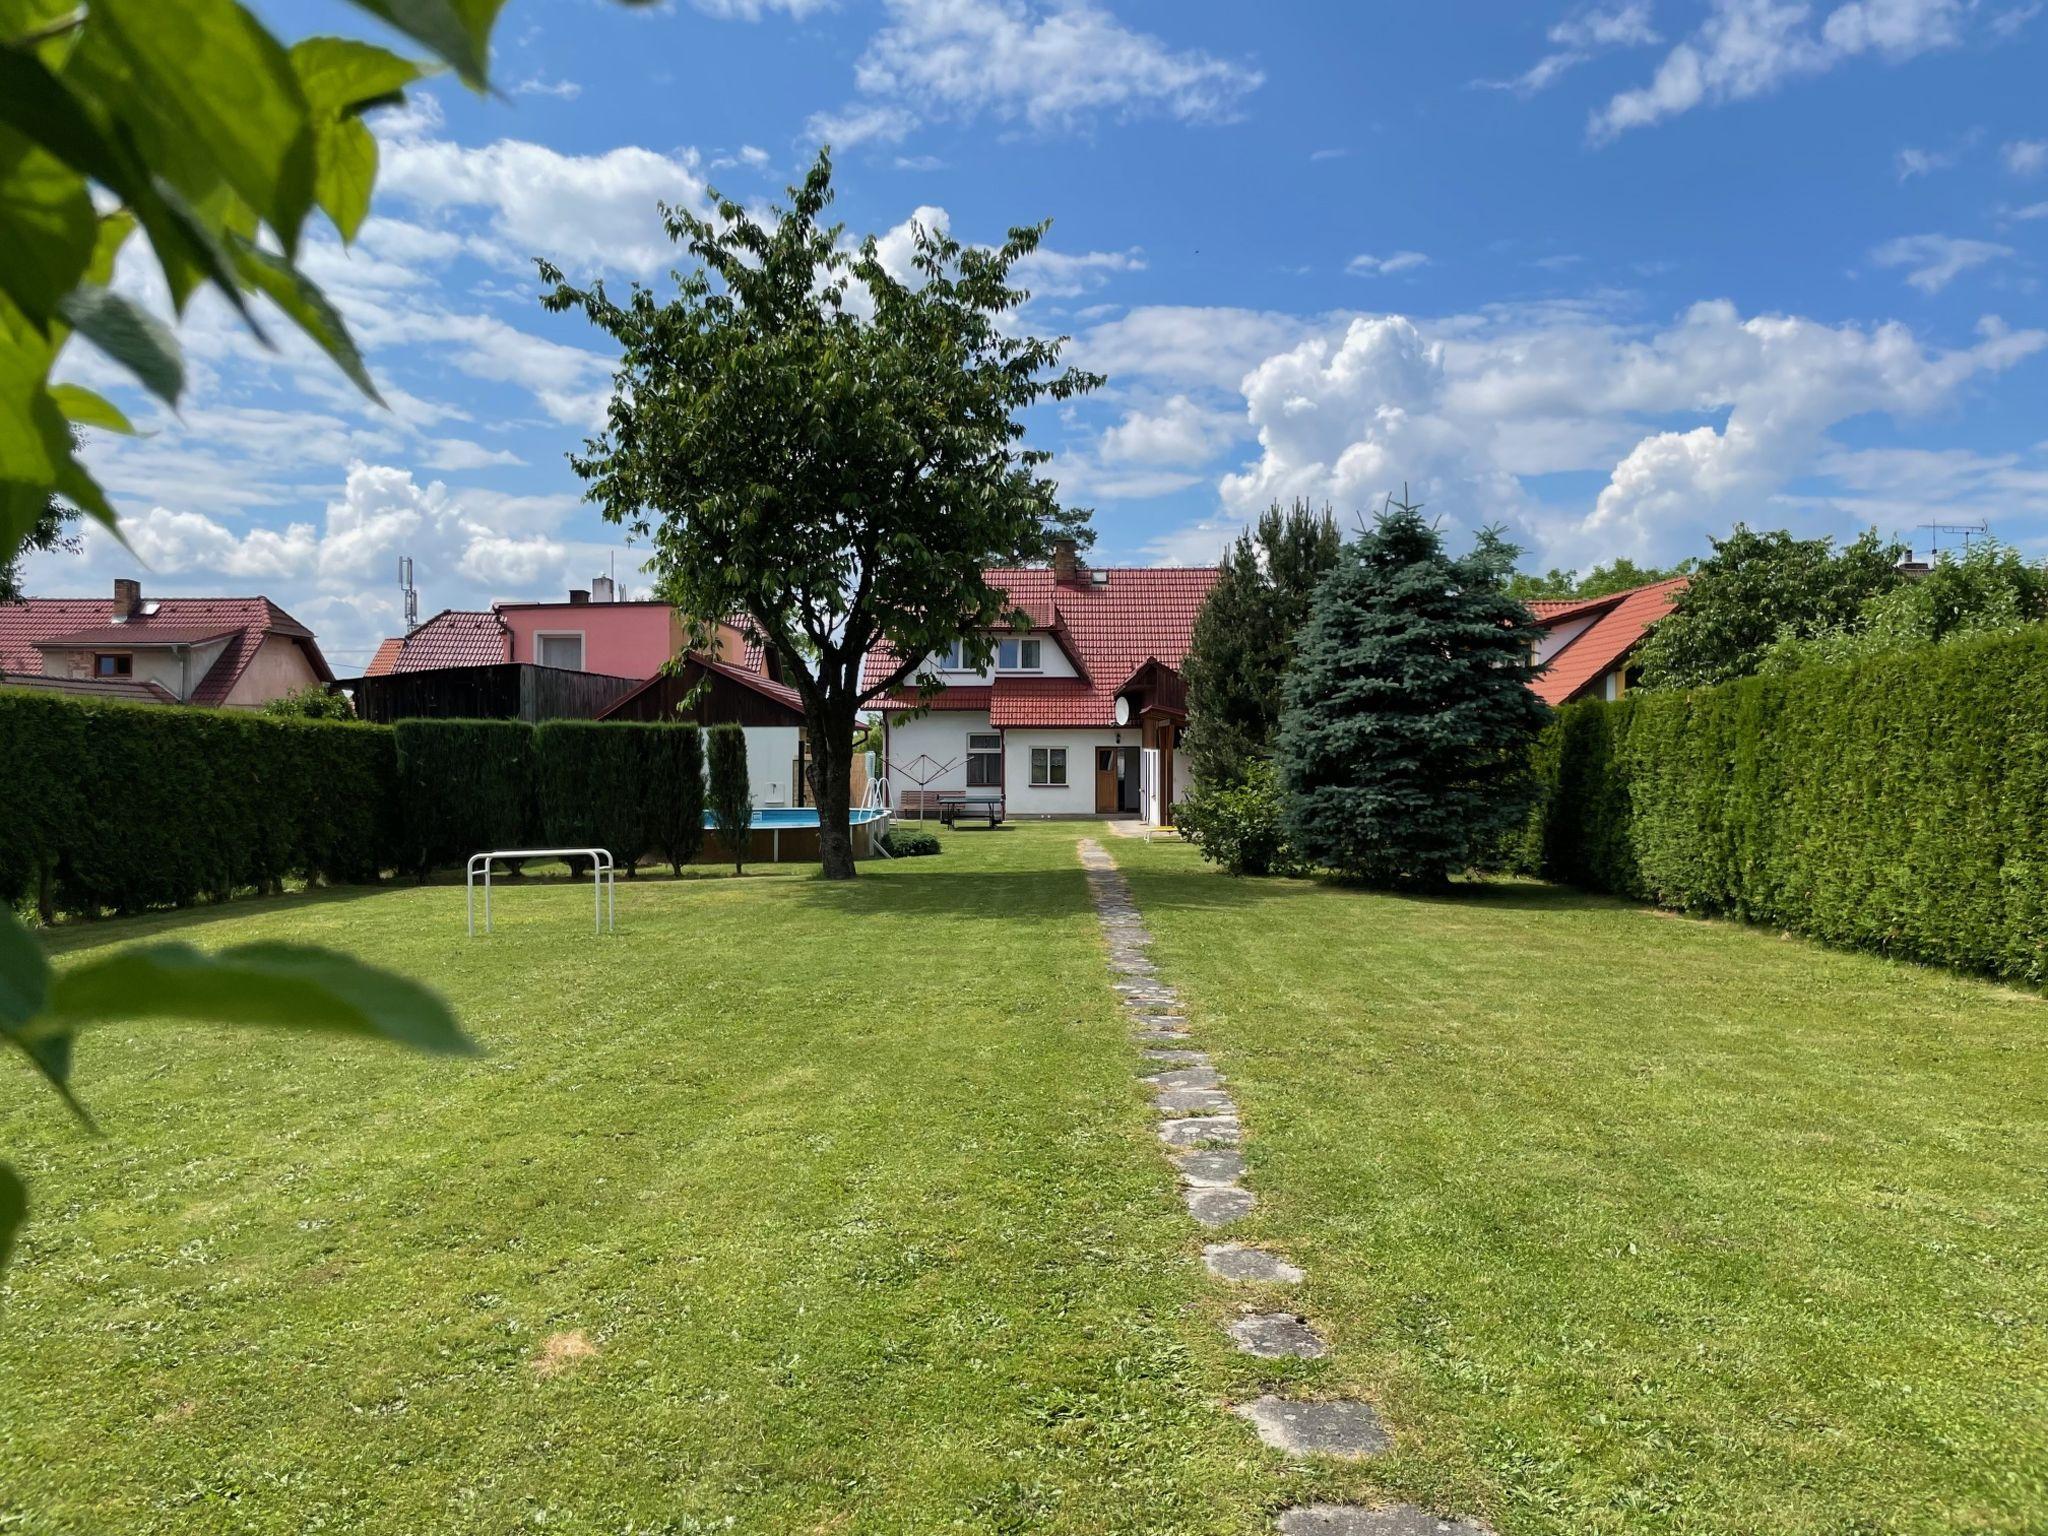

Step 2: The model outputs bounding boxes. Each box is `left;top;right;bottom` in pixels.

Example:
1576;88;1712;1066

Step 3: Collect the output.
880;829;941;858
1524;626;2048;982
1175;763;1303;877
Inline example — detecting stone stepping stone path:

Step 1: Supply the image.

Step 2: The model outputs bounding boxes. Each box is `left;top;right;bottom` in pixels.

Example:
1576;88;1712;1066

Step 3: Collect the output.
1235;1396;1391;1459
1077;836;1495;1536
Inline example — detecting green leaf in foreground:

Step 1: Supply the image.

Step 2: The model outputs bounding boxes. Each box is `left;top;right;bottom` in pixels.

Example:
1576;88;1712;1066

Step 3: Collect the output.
345;0;507;91
49;383;135;434
54;285;183;405
230;241;381;402
0;910;88;1126
48;942;476;1057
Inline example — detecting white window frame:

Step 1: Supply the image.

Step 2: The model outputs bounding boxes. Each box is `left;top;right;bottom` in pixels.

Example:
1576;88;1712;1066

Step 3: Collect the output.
535;630;586;670
936;640;967;671
995;636;1043;672
1030;745;1068;787
966;732;1001;788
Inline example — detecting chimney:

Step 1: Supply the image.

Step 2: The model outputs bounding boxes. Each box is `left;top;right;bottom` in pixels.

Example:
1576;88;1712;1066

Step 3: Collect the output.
591;575;615;604
1050;537;1081;584
112;578;141;621
567;588;590;606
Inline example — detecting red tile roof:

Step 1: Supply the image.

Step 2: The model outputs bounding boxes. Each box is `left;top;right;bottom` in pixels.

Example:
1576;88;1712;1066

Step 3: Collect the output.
0;595;330;706
1530;578;1688;706
376;610;512;672
863;566;1219;728
1;674;178;705
364;637;404;676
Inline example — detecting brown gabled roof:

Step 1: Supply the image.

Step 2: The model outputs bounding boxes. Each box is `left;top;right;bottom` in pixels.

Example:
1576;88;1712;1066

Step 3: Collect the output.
0;674;179;705
375;609;512;672
596;650;808;723
1531;577;1688;706
863;566;1218;727
0;595;331;706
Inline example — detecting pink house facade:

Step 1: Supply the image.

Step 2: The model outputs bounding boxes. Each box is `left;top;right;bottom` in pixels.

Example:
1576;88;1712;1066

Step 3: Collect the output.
496;598;684;678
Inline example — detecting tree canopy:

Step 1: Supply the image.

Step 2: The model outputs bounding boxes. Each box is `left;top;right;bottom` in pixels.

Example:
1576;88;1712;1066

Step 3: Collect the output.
1759;539;2048;674
1634;525;1906;690
541;150;1100;878
1277;499;1551;887
1504;556;1688;604
1180;500;1342;789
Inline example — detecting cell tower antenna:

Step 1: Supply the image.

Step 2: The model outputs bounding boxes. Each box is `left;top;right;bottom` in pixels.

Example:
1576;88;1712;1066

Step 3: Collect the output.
399;555;419;633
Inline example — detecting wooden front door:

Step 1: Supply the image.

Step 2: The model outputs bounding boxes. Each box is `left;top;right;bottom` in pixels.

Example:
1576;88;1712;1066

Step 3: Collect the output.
1094;747;1119;813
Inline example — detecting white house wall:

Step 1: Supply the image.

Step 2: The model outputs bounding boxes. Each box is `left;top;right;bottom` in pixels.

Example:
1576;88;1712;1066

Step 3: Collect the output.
740;725;803;807
1003;728;1123;816
913;639;1080;684
884;710;987;801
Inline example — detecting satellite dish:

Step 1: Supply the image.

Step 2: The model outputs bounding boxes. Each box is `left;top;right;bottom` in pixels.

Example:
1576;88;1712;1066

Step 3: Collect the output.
1114;695;1131;726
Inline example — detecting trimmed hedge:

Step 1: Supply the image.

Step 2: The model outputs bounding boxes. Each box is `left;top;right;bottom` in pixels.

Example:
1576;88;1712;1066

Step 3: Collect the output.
0;688;396;919
536;720;650;875
638;723;705;876
1523;627;2048;982
393;719;535;876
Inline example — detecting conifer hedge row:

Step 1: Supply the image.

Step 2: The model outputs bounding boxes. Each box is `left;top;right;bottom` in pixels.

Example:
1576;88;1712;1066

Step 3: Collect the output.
0;692;713;918
1522;627;2048;982
0;689;395;919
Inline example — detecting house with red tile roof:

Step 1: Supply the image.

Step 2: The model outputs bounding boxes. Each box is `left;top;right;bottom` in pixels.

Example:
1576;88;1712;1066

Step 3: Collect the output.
1527;577;1688;706
0;579;332;709
861;546;1217;822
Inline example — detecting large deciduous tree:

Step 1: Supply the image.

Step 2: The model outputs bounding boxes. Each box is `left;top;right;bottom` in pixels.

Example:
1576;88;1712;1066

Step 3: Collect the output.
541;151;1100;879
1634;525;1905;689
1277;496;1550;888
1181;500;1341;789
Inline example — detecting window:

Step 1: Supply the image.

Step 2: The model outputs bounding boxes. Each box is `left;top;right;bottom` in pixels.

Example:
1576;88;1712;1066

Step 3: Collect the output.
1030;746;1067;786
966;732;1001;787
995;637;1042;671
94;653;132;677
933;640;966;671
537;633;584;670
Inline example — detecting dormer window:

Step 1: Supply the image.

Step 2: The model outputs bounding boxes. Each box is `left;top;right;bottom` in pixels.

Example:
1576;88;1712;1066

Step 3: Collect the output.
996;637;1041;671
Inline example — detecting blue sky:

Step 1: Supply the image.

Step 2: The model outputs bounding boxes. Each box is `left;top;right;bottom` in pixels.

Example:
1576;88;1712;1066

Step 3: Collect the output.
35;0;2047;674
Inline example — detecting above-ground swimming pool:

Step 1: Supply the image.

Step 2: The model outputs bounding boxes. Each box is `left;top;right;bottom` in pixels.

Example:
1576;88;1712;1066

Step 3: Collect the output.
705;807;891;829
702;805;893;860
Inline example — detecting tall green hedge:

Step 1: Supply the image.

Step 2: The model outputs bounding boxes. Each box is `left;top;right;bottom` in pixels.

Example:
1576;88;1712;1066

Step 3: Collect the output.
393;719;535;876
0;689;396;919
638;723;704;876
1524;628;2048;982
535;720;650;875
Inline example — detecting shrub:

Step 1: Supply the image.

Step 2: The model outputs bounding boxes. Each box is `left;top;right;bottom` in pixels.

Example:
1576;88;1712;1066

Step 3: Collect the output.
705;724;753;874
262;683;354;720
393;719;534;876
0;689;395;919
1175;762;1303;877
1526;627;2048;982
639;723;705;875
879;828;940;858
535;720;648;875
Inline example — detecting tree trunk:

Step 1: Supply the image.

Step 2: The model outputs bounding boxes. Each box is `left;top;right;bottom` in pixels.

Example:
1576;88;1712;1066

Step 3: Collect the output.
808;704;859;880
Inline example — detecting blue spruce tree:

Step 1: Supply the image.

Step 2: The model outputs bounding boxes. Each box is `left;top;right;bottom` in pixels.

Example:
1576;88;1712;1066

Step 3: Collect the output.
1277;494;1551;887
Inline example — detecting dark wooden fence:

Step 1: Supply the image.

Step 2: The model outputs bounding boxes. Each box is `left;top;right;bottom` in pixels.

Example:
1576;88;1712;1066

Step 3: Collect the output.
344;663;641;725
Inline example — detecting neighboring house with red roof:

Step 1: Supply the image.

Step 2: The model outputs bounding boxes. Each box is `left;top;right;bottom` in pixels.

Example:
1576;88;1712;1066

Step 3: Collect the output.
861;544;1217;822
0;579;332;709
1527;577;1688;706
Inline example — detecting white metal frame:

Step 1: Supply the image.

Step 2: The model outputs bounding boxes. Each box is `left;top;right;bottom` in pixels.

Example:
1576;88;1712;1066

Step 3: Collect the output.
467;847;615;935
532;629;586;671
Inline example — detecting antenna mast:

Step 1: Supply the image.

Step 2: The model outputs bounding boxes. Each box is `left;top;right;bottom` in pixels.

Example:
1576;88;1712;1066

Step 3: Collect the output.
399;556;418;633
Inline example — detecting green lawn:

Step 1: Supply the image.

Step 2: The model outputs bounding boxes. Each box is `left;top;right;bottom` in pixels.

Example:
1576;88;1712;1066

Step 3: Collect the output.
7;824;2044;1534
1114;833;2048;1535
0;826;1323;1534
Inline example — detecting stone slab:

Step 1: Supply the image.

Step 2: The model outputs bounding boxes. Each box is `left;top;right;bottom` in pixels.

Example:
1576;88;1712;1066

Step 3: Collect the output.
1144;1067;1223;1091
1187;1185;1256;1227
1227;1312;1328;1359
1203;1244;1304;1285
1172;1149;1245;1186
1160;1116;1241;1148
1141;1048;1211;1066
1276;1508;1496;1536
1132;1029;1193;1044
1154;1087;1237;1114
1234;1397;1389;1459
